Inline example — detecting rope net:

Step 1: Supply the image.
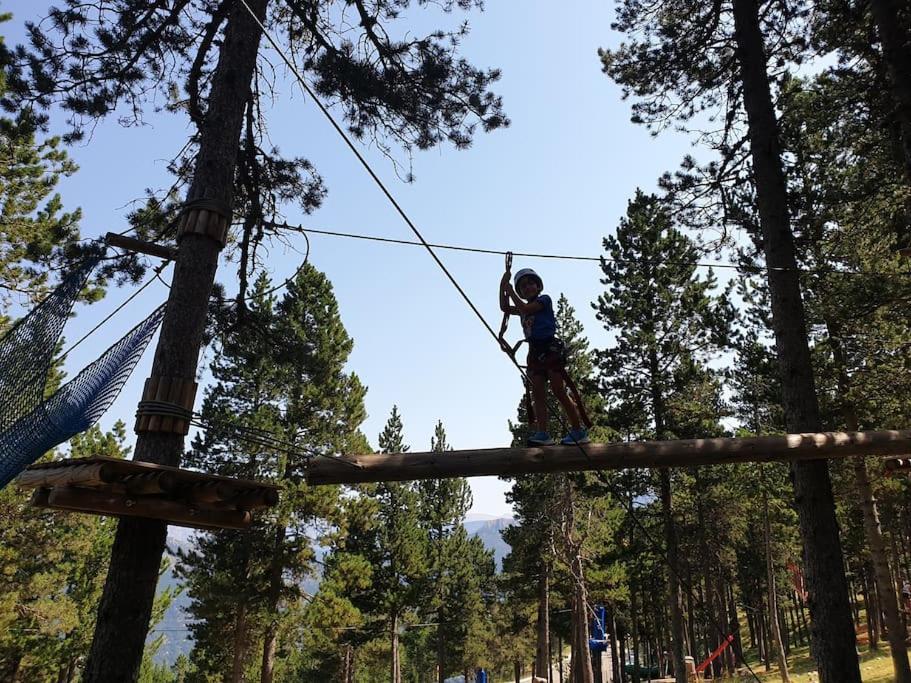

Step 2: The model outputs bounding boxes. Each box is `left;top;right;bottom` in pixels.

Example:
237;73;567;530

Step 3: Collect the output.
0;257;165;488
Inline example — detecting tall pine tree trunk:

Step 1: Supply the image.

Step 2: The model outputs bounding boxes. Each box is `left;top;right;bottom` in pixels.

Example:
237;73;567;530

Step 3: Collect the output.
731;1;861;680
870;0;911;182
232;604;249;683
826;321;911;681
610;609;622;683
727;583;742;674
82;1;268;680
342;644;354;683
631;586;642;683
260;620;277;683
660;468;686;683
261;520;286;683
648;350;686;683
536;568;551;680
564;483;594;683
763;492;791;683
392;612;401;683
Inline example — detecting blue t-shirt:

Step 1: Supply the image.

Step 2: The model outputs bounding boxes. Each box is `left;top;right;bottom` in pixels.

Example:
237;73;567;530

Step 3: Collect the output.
522;294;556;341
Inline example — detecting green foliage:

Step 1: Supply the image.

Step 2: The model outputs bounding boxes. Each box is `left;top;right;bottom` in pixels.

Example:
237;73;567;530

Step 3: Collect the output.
0;423;128;681
178;264;367;680
595;190;734;438
0;10;103;307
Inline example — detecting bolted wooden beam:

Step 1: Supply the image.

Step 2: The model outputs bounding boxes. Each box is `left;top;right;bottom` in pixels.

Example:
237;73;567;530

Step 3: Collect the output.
305;430;911;486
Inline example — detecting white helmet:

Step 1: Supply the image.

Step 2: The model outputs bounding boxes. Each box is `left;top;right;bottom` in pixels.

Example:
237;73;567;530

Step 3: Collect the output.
514;268;543;291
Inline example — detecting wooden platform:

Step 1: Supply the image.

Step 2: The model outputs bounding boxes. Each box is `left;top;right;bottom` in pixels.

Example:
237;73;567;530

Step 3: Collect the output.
16;457;279;530
305;430;911;485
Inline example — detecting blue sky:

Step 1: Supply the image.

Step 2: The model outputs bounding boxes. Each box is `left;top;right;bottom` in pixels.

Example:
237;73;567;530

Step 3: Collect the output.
4;1;700;517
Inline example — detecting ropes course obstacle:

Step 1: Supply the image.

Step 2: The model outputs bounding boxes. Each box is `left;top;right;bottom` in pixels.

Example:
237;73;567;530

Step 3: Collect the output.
0;234;285;530
0;253;164;488
302;430;911;485
17;456;278;531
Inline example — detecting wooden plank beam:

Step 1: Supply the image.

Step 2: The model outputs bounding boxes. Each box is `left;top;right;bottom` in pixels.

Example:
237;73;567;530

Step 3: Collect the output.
33;487;252;530
305;430;911;486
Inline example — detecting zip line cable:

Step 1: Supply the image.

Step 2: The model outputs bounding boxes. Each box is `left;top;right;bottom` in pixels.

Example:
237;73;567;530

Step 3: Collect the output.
267;220;911;279
240;2;763;677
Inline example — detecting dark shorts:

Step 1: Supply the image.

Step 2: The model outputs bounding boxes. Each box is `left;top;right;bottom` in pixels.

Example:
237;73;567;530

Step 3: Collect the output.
527;338;567;377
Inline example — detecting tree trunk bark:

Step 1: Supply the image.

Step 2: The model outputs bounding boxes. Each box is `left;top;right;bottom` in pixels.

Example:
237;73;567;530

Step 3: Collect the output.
826;321;911;680
569;556;594;682
536;568;552;680
870;0;911;184
631;586;641;683
727;583;742;670
648;350;686;683
392;612;401;683
731;1;861;680
82;1;268;680
758;597;769;671
231;603;249;683
260;511;288;683
660;468;687;683
610;610;622;683
438;607;446;683
763;491;791;683
342;644;354;683
260;620;277;683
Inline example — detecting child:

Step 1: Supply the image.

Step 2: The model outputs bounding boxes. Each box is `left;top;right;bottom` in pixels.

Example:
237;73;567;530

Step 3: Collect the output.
499;263;590;446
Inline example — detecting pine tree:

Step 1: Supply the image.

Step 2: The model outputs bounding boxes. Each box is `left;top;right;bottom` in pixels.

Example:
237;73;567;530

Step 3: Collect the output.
373;407;427;683
595;190;733;682
0;10;96;306
4;2;508;676
0;423;128;681
602;4;866;675
415;421;494;681
178;266;367;682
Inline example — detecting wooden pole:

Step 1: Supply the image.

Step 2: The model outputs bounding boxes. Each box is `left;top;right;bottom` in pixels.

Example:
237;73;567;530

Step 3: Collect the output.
104;232;177;261
15;462;119;489
305;430;911;485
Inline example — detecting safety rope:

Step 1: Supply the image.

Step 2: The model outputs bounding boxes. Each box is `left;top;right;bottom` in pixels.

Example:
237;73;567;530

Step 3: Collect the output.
237;3;764;676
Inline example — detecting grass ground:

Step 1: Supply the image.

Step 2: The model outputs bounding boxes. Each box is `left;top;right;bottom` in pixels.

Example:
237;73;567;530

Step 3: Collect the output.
738;643;897;682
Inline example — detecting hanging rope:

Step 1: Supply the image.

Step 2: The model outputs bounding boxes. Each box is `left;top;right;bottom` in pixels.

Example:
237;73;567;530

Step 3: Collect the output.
237;4;764;676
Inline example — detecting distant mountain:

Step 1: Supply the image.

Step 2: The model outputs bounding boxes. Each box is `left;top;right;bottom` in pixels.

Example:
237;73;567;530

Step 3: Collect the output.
152;516;514;666
464;516;513;569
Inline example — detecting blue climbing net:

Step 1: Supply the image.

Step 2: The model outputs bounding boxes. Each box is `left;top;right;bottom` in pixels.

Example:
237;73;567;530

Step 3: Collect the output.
0;256;165;488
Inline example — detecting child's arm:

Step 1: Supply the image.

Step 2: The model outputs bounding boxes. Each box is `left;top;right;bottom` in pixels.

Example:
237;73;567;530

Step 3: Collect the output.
504;282;544;316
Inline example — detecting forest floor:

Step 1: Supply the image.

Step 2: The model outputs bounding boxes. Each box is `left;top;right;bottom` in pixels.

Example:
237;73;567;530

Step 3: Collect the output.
740;642;899;682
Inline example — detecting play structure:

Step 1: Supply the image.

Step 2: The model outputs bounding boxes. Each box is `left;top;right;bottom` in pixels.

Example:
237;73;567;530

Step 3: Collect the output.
3;230;911;534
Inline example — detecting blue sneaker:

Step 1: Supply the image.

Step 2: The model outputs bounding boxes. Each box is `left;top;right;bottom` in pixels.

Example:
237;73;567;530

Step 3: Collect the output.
527;431;556;446
561;428;590;445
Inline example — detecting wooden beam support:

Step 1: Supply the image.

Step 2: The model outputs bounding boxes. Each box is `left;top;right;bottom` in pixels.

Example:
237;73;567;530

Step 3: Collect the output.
15;462;120;490
105;232;177;261
36;486;252;531
305;430;911;486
